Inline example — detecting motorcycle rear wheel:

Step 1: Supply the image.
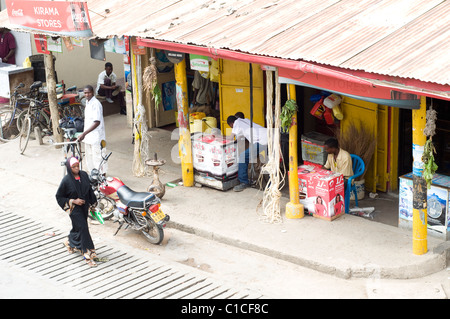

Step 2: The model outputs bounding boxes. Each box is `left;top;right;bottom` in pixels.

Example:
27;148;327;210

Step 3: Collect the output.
141;217;164;245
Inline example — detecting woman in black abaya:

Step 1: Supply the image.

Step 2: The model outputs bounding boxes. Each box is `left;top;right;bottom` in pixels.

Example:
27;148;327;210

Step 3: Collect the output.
56;157;98;267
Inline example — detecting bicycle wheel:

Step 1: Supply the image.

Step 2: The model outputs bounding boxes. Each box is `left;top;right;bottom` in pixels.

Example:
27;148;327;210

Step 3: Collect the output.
19;115;31;154
17;108;50;137
70;103;84;118
0;108;21;142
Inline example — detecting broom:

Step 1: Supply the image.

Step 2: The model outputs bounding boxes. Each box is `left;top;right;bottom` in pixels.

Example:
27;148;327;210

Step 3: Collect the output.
334;120;376;180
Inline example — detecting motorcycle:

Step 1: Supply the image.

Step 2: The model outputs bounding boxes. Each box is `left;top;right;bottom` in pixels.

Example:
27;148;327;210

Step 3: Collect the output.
89;142;170;245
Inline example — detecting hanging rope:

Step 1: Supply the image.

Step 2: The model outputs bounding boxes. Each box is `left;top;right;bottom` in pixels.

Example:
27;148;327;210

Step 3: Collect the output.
258;69;285;224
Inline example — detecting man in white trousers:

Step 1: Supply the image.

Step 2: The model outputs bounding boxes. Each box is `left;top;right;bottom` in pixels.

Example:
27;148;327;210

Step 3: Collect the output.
77;85;108;175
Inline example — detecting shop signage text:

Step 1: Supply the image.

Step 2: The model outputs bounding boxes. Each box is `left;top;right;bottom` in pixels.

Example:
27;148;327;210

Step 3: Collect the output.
6;0;93;37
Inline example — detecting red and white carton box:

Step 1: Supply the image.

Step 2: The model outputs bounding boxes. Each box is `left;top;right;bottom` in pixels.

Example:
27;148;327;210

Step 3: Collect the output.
297;165;345;221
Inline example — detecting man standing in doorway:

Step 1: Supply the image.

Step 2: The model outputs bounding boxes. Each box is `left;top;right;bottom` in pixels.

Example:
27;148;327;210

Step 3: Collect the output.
0;28;16;65
77;85;108;175
96;62;126;115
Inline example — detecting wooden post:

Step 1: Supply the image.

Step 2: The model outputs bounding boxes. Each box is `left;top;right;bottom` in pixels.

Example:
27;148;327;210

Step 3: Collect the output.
412;96;427;255
44;52;63;145
285;84;304;219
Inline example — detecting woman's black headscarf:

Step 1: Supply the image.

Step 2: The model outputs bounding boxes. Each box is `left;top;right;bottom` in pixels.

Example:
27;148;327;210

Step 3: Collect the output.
65;156;91;200
56;156;95;211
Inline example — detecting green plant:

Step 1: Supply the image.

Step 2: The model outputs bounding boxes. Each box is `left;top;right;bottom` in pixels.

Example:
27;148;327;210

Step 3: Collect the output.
280;99;298;133
422;138;438;189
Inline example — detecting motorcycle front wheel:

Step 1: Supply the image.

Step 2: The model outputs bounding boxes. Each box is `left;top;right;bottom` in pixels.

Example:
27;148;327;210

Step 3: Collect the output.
88;195;115;221
141;217;164;245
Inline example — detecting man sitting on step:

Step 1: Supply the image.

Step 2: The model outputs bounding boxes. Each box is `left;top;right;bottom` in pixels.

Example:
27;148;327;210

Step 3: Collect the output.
96;62;126;115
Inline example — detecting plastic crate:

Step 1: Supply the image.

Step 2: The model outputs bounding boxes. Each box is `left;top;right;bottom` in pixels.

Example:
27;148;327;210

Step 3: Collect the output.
301;131;330;165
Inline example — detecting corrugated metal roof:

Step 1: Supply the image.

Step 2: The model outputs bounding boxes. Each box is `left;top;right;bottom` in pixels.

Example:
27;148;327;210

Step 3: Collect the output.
1;0;449;86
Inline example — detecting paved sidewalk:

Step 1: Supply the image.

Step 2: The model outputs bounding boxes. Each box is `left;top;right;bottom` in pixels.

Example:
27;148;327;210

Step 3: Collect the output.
0;114;448;281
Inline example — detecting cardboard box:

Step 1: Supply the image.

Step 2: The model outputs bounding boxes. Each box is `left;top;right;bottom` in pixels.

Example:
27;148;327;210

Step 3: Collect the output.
297;165;345;221
192;134;238;180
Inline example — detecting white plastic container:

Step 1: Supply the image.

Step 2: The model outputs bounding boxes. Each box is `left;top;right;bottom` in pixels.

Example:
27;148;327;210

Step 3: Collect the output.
323;94;342;109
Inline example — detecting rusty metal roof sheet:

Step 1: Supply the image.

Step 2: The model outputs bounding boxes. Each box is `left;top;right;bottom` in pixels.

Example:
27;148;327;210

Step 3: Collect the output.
1;0;449;85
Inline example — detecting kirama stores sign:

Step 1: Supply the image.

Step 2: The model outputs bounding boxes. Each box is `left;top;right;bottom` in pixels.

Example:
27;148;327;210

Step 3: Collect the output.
6;0;93;38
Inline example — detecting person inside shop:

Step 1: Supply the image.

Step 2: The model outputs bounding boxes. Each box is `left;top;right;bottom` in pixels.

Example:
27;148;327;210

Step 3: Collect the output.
77;85;108;176
96;62;126;115
322;137;354;178
192;70;214;112
56;156;99;267
0;28;16;65
227;115;268;192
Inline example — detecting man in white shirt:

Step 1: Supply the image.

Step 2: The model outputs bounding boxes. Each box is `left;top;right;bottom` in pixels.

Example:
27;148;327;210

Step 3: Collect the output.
96;62;126;115
77;85;108;175
227;115;268;191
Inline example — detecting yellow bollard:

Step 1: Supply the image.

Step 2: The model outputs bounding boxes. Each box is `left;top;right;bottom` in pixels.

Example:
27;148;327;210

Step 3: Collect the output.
174;59;194;187
285;84;304;219
412;96;427;255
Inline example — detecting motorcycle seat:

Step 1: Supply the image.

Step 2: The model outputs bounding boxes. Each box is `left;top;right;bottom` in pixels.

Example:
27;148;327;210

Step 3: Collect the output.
117;185;155;209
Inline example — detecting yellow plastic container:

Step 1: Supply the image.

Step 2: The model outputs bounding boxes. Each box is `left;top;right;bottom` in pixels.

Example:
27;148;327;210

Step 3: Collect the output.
189;112;206;132
203;116;217;133
332;105;343;120
192;119;205;133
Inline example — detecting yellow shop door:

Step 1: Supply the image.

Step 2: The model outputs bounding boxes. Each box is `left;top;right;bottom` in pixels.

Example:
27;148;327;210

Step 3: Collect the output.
340;97;399;192
219;59;265;134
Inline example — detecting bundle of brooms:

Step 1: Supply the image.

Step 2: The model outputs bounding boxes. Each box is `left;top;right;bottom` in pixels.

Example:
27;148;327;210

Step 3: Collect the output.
334;121;376;180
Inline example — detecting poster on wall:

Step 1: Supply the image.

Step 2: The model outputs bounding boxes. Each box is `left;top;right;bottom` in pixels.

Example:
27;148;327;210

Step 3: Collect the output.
34;34;50;54
47;37;63;53
89;39;106;61
162;81;176;111
62;37;73;51
71;37;84;47
6;0;93;37
104;38;115;53
114;36;126;55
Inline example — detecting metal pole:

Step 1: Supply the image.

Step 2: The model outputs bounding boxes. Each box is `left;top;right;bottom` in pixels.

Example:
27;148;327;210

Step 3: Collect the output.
174;58;194;187
285;84;304;219
412;96;427;255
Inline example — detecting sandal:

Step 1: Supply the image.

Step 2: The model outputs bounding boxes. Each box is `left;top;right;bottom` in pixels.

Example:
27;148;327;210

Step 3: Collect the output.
63;240;75;254
83;253;97;268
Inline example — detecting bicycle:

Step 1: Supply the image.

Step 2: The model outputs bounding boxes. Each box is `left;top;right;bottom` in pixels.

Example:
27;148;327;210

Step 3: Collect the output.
52;127;84;176
0;83;30;142
18;96;53;154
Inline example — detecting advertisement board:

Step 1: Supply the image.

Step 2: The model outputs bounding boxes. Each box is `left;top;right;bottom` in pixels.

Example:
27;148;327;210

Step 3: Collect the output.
6;0;93;37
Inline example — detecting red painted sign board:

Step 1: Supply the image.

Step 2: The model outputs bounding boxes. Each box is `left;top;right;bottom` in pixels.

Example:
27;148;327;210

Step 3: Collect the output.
6;0;93;37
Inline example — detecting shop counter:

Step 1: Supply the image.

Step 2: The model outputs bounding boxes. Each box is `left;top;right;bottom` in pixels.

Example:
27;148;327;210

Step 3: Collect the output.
399;173;450;240
0;63;34;98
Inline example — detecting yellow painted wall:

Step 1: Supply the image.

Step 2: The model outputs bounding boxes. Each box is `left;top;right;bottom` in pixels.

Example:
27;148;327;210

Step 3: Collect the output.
340;97;399;192
219;59;265;134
